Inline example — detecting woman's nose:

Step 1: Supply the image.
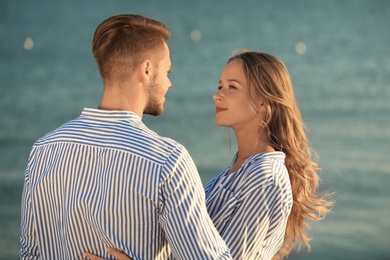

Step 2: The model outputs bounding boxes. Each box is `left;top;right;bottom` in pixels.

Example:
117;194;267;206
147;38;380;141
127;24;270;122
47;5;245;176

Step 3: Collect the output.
212;91;222;101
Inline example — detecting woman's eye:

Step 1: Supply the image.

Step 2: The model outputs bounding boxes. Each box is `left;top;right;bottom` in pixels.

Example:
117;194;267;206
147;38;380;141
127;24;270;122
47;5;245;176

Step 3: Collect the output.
229;85;237;89
217;86;222;90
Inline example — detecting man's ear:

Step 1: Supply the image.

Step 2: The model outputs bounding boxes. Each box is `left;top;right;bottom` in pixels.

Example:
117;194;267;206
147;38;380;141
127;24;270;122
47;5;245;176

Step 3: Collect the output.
138;59;153;83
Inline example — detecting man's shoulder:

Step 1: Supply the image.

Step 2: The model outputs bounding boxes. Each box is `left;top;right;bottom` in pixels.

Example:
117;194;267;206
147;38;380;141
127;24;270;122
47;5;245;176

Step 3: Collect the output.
140;130;187;159
31;114;189;165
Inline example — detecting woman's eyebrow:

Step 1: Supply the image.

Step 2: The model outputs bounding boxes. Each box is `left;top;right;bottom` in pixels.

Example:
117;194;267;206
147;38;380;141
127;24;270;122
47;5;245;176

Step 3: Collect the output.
219;79;242;84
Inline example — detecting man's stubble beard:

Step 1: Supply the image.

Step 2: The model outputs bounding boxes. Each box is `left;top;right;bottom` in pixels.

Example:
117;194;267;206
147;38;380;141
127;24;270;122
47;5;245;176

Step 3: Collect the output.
143;74;164;116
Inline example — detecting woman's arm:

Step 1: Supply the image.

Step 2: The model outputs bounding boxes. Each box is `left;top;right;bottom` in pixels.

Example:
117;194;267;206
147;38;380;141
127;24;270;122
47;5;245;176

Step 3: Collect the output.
221;184;290;259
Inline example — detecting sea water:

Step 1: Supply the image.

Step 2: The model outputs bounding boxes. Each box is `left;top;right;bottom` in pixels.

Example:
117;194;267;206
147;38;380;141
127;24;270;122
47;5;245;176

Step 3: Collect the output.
1;0;389;259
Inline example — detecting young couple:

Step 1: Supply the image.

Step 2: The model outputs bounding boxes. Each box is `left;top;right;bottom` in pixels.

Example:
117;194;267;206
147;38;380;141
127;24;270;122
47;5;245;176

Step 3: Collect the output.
20;14;332;260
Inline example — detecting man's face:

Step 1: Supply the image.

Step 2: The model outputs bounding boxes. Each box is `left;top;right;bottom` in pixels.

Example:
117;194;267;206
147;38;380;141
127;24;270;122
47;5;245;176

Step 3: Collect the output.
144;43;172;116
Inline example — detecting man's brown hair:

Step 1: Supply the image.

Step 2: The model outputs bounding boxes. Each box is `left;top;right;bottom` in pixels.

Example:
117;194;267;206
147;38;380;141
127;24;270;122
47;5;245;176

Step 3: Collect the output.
92;14;170;82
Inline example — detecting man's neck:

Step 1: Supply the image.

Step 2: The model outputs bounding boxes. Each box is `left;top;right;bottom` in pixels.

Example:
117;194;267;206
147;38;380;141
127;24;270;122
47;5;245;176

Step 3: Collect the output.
98;86;145;119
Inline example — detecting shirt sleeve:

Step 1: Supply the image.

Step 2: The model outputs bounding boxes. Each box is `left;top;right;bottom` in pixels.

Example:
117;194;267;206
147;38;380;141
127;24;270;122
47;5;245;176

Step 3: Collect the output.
159;146;232;260
220;183;289;260
20;160;40;259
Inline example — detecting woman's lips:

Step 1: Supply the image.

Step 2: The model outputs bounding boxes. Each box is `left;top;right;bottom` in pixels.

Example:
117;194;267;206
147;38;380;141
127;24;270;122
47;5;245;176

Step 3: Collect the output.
216;107;227;113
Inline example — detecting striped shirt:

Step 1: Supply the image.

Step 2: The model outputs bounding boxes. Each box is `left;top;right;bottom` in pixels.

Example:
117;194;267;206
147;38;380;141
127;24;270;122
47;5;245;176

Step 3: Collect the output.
205;152;293;260
20;108;232;260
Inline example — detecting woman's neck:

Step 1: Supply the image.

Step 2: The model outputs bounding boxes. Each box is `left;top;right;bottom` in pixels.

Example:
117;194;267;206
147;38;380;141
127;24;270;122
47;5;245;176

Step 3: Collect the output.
234;128;275;161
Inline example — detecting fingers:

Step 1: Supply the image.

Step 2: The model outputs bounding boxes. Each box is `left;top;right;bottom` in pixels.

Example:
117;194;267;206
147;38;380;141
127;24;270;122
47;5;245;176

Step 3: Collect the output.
82;248;131;260
83;252;106;260
106;248;132;260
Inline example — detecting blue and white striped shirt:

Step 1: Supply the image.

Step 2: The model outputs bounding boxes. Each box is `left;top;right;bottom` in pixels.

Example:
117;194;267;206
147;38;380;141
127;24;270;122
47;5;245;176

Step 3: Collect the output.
20;108;232;260
205;152;293;260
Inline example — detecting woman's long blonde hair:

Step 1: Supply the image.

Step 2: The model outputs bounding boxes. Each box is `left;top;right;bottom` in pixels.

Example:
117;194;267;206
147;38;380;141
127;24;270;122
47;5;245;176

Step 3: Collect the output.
228;50;333;259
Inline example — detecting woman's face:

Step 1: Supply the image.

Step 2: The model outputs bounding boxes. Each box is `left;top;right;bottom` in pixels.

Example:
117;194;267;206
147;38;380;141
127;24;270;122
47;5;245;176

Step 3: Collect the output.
212;60;260;131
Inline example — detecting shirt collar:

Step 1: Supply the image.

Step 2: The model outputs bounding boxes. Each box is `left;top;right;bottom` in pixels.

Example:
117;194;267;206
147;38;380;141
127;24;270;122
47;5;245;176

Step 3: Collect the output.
80;108;141;122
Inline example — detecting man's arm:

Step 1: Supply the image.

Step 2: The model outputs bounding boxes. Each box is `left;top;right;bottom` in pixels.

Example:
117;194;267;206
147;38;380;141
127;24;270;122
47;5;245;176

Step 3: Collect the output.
20;163;40;258
159;146;232;260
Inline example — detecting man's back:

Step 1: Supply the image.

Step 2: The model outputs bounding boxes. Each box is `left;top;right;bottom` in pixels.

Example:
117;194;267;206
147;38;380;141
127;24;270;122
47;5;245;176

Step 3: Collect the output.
21;108;230;259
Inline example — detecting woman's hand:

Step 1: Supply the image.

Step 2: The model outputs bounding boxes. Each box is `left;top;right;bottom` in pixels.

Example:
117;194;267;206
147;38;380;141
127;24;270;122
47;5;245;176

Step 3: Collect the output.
83;248;132;260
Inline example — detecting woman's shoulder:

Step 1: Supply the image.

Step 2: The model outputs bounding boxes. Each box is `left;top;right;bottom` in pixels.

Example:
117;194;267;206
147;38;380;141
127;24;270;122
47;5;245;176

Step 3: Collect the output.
238;152;292;208
245;151;286;174
248;151;286;165
239;151;288;188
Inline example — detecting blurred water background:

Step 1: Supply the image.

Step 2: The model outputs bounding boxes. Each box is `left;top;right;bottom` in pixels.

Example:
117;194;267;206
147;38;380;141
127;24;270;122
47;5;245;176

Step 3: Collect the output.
1;0;389;259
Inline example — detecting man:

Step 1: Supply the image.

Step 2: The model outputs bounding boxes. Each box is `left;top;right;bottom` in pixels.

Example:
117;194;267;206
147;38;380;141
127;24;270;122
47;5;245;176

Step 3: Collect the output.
20;14;232;259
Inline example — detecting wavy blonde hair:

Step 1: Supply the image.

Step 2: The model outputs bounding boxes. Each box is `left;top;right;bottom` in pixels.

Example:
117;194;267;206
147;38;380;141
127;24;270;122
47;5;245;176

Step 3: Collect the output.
228;50;333;259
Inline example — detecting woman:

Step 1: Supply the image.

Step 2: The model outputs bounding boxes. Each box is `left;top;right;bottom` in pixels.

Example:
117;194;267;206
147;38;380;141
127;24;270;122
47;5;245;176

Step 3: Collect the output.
205;50;332;259
85;50;332;260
